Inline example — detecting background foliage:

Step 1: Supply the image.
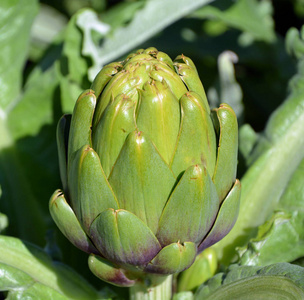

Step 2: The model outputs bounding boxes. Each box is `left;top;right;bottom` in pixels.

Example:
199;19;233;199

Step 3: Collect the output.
0;0;304;299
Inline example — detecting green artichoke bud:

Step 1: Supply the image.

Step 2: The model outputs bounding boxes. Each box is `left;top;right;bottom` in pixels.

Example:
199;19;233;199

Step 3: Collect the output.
49;47;241;287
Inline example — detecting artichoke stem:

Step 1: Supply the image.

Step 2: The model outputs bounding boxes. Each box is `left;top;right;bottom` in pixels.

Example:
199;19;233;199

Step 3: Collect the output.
129;275;173;300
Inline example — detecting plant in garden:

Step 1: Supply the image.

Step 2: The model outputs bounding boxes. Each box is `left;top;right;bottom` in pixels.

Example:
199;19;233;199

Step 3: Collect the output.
2;1;304;299
49;47;241;297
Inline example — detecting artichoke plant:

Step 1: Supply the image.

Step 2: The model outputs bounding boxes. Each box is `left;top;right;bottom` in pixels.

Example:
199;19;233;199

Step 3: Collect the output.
49;47;241;288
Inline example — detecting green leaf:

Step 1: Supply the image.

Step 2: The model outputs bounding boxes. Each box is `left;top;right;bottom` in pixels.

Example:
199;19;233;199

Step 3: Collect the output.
62;10;96;86
0;0;49;244
0;262;35;291
0;235;101;299
238;211;304;267
193;0;276;45
74;0;214;80
0;1;96;245
238;158;304;266
0;64;66;244
278;158;304;212
0;0;38;109
1;263;69;300
213;26;304;264
195;263;304;299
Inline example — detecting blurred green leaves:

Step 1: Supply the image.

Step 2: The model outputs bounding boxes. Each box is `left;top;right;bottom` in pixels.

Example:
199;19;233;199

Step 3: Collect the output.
0;0;47;244
193;0;276;45
76;0;214;80
0;0;38;109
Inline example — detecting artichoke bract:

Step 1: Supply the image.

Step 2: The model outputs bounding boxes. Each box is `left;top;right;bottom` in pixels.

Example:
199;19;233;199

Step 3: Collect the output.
49;47;241;287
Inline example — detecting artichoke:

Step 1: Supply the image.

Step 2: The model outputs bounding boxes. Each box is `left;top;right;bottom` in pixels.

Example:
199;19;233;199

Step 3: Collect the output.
49;47;241;287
